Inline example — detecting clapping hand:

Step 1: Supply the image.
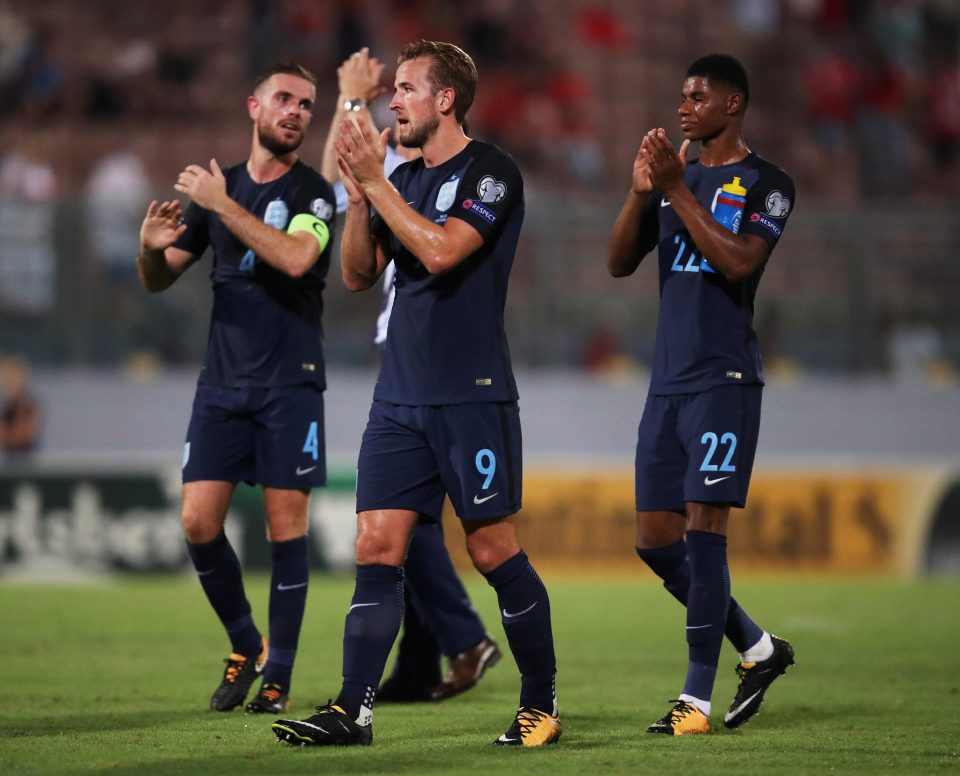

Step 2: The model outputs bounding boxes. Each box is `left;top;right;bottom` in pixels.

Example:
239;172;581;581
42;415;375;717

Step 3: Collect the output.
175;159;229;212
140;199;186;251
641;128;691;194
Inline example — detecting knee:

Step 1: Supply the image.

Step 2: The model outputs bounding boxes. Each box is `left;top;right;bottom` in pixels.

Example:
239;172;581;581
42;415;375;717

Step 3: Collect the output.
685;504;729;535
635;514;684;550
466;538;513;575
266;514;308;543
355;527;404;567
181;509;220;544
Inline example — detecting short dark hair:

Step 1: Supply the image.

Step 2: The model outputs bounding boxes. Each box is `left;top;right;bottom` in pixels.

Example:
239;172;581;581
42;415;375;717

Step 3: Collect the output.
253;62;317;92
686;53;749;112
398;40;477;123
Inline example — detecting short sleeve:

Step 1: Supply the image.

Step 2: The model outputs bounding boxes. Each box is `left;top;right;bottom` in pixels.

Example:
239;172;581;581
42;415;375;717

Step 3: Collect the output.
172;201;210;257
292;172;336;229
740;166;795;249
445;147;523;242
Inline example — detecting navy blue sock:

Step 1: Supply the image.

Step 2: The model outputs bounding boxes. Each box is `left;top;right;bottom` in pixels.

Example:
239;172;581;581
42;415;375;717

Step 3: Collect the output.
681;531;731;704
336;564;404;719
389;585;442;684
264;536;309;691
636;540;763;652
404;522;485;656
483;551;556;712
186;532;261;657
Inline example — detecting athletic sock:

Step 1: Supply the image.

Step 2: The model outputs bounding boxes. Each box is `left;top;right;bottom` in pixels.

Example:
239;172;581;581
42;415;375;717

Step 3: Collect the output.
389;585;443;685
740;631;774;663
680;530;730;705
483;551;557;712
636;540;763;652
335;564;405;724
679;693;711;718
186;532;261;657
404;522;485;656
263;535;309;691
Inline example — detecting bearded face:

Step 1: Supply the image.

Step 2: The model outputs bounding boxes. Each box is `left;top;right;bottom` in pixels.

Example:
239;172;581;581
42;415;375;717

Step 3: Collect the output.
257;118;304;156
397;112;440;149
391;57;446;150
250;73;315;158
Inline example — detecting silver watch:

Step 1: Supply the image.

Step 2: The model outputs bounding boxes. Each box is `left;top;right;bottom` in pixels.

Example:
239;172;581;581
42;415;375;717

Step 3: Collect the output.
343;98;368;112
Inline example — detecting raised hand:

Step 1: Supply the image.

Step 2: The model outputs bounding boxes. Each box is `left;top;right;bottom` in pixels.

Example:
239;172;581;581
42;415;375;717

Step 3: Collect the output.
337;156;367;206
630;142;654;194
175;159;228;211
338;47;386;104
336;116;390;188
641;129;691;193
140;199;186;251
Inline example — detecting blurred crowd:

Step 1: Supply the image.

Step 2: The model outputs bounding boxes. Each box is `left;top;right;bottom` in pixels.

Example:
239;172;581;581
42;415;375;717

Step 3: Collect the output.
0;0;958;376
2;0;957;198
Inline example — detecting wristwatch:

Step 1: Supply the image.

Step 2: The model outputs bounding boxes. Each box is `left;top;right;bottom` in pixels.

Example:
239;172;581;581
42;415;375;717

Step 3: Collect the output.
343;98;368;112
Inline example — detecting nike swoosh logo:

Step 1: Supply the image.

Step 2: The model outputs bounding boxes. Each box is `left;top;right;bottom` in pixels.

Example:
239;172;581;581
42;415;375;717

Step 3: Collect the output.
686;623;713;630
348;602;379;613
497;736;519;743
277;581;307;591
296;466;317;476
473;492;499;505
660;197;670;207
724;689;763;722
197;569;215;577
502;602;538;619
704;475;730;486
291;720;329;733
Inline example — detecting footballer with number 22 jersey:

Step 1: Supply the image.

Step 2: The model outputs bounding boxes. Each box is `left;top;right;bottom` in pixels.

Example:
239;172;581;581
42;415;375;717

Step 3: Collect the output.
636;152;794;396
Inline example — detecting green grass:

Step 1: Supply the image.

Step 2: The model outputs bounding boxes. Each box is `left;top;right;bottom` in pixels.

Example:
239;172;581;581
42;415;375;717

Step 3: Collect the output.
2;573;958;775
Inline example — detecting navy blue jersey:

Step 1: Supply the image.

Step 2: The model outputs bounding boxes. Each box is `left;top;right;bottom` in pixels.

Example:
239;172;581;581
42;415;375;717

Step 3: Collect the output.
173;161;336;389
637;153;794;395
370;140;523;405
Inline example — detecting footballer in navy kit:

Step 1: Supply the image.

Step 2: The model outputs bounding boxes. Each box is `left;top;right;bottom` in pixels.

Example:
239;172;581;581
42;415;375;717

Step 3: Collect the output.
608;54;796;736
137;63;335;716
320;48;503;705
273;41;561;750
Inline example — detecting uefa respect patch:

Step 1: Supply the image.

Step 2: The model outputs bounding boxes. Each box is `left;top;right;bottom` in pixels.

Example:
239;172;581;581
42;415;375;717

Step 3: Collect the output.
462;198;497;223
749;212;782;237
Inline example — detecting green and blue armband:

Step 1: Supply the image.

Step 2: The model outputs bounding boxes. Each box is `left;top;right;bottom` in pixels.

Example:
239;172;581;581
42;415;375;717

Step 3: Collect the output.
288;213;330;253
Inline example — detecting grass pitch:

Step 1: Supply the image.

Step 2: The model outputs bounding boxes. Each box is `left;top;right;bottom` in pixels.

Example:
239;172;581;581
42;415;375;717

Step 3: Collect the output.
2;572;958;775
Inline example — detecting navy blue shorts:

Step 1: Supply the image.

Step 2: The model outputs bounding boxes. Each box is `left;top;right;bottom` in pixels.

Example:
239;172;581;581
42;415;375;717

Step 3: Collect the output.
635;384;762;511
355;400;522;521
182;383;326;490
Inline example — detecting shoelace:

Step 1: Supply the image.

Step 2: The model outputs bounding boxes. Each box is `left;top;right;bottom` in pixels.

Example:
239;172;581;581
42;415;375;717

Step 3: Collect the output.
223;656;247;684
734;660;759;685
515;707;548;737
260;684;283;702
667;700;698;722
313;699;342;716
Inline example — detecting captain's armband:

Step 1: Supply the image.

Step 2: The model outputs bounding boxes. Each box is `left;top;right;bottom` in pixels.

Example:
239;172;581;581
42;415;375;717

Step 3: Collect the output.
288;213;330;253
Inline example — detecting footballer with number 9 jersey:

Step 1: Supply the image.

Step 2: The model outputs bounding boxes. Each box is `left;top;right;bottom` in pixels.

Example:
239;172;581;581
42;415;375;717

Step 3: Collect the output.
272;40;560;749
137;63;336;716
608;54;796;736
